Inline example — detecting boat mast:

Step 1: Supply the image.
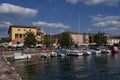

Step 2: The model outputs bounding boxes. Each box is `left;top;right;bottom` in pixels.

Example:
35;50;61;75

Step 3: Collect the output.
50;27;52;48
78;14;80;44
70;15;71;48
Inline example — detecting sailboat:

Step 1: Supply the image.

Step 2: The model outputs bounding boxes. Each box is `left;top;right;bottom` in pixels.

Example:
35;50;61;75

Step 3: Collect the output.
48;27;57;57
67;15;84;56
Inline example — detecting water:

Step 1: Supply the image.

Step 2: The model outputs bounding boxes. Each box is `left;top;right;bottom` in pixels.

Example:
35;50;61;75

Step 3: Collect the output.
8;53;120;80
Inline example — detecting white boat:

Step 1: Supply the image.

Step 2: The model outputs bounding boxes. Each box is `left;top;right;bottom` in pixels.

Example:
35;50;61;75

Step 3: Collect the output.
14;52;31;60
40;51;50;58
68;50;83;56
23;54;31;58
49;51;57;57
83;50;92;55
90;48;101;55
101;49;111;55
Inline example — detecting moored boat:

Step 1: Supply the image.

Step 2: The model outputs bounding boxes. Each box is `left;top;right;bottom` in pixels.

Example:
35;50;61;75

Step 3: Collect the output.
40;51;50;59
49;51;57;57
57;49;66;57
83;50;92;56
67;50;83;56
14;52;31;60
90;48;101;55
101;49;111;55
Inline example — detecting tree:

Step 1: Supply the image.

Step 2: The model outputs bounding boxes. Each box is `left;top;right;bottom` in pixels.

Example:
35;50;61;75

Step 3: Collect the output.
59;32;73;48
0;37;10;43
118;41;120;47
94;32;107;46
43;34;54;47
24;31;36;47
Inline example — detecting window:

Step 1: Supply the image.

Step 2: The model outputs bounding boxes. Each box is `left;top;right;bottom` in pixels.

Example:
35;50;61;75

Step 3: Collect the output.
15;34;18;39
20;34;22;39
18;29;20;31
24;29;26;32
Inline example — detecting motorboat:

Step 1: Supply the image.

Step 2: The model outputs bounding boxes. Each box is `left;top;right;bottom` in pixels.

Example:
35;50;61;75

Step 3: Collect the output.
101;49;111;55
40;51;50;59
49;51;57;57
14;52;31;60
83;50;92;56
67;50;83;56
57;50;66;57
90;48;101;55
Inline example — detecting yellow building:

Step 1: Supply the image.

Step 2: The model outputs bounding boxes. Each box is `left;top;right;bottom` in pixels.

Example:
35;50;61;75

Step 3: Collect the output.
8;25;45;45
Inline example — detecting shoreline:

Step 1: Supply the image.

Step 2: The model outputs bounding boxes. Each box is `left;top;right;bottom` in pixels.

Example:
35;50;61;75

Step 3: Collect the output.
0;54;22;80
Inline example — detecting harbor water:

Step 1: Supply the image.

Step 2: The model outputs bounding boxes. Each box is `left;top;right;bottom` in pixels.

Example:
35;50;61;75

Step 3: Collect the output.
8;53;120;80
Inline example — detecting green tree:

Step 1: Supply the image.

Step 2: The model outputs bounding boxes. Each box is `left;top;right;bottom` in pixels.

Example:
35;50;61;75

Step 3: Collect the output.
59;32;73;48
0;37;10;43
94;32;107;46
43;34;54;47
118;41;120;47
24;31;36;47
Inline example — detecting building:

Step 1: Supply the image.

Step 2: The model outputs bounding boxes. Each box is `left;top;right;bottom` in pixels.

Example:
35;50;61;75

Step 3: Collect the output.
8;25;45;46
107;37;120;45
83;33;89;44
88;33;95;44
71;32;83;44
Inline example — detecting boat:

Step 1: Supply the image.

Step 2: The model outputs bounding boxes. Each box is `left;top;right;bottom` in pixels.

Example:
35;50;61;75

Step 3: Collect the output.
14;52;31;60
49;51;57;57
90;48;101;55
40;51;50;59
67;50;83;56
101;49;111;55
57;49;66;57
83;49;92;56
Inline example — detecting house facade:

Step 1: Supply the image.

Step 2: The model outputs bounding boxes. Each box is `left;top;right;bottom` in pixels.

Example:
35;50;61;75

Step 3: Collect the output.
71;33;83;44
107;37;120;45
8;25;45;46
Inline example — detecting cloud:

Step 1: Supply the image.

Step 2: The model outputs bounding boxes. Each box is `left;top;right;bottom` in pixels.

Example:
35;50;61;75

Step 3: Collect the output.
33;21;70;29
103;27;120;35
59;29;65;33
91;15;120;27
83;0;104;5
0;21;12;28
66;0;79;4
0;20;12;37
0;3;38;20
104;27;119;31
66;0;120;6
91;15;120;35
87;28;92;31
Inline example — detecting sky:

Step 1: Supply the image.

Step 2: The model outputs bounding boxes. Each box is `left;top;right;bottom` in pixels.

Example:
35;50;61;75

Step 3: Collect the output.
0;0;120;37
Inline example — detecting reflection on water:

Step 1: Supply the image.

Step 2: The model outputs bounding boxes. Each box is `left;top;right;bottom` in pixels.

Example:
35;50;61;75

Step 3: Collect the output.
8;53;120;80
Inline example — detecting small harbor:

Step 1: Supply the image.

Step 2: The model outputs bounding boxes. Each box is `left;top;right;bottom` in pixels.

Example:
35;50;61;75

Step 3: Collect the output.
0;0;120;80
2;47;120;80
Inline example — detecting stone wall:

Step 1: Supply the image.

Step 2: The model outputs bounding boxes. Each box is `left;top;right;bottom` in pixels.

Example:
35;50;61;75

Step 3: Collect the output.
0;55;22;80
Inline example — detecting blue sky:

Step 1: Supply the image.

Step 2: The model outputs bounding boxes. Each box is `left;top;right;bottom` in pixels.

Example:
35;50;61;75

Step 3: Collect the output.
0;0;120;37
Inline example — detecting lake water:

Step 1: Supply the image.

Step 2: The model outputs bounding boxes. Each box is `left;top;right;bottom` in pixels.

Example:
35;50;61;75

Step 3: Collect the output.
8;53;120;80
